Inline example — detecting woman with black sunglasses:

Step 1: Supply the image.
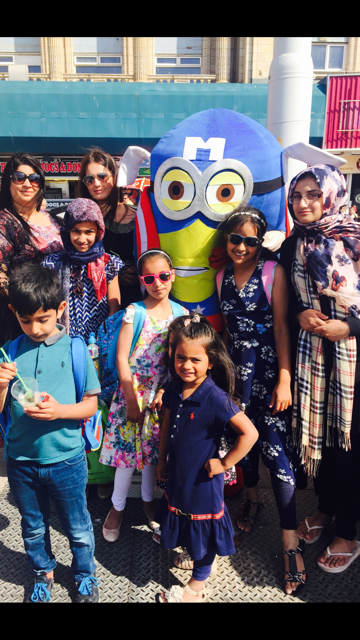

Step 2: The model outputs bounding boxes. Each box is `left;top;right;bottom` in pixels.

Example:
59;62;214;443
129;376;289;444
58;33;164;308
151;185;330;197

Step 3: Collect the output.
216;205;305;596
0;152;63;344
78;148;141;309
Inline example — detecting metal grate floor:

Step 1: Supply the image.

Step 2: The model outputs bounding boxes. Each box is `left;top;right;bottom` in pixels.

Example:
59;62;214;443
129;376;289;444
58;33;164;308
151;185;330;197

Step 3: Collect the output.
0;460;359;603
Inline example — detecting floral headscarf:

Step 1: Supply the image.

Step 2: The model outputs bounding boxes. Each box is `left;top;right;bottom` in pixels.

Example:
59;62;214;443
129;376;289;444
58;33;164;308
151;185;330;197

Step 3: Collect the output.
288;164;360;316
288;165;360;475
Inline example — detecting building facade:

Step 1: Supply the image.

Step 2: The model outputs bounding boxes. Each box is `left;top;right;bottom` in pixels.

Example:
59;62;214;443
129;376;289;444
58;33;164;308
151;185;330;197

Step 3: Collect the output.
0;37;359;211
1;37;358;84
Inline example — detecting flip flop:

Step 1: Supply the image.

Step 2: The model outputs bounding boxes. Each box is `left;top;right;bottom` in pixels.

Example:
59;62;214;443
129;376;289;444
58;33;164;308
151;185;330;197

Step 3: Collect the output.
298;517;334;545
318;540;360;574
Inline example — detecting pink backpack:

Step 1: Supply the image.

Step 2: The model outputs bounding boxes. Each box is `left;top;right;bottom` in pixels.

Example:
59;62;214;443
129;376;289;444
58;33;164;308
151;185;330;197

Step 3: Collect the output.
216;261;277;306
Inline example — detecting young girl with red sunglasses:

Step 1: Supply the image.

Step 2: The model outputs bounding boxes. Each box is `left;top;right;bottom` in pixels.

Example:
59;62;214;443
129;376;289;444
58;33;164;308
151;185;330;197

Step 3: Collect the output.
100;249;188;541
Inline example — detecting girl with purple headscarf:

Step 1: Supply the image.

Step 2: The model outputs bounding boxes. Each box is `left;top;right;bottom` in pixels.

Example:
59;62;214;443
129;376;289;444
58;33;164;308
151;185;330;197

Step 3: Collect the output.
279;164;360;576
42;198;123;343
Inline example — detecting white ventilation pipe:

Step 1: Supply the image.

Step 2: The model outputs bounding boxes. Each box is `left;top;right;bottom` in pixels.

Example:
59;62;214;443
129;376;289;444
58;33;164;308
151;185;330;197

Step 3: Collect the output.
267;37;314;187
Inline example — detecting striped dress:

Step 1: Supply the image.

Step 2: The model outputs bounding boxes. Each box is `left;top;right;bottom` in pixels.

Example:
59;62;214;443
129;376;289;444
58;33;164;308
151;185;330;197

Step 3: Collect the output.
42;253;123;343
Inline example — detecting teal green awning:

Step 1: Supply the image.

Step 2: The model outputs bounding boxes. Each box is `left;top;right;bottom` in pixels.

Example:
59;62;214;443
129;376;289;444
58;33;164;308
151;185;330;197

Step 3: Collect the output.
0;81;326;154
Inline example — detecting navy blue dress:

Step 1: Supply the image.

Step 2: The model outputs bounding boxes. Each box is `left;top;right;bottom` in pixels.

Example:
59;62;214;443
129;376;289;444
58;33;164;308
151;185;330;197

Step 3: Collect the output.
155;375;239;560
220;260;295;487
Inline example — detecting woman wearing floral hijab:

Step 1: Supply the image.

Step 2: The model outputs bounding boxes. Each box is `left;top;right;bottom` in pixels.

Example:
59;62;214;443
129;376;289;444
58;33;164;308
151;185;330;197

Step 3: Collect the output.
279;164;360;574
42;198;123;342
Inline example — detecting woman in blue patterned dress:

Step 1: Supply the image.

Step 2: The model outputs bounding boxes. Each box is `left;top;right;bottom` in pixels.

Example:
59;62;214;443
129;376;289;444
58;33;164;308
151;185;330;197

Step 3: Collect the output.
42;198;123;343
218;205;305;596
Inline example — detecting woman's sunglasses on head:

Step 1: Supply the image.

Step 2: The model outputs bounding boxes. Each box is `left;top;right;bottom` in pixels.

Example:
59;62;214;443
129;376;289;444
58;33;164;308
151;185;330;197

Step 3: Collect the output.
11;171;41;186
83;173;111;186
139;271;174;286
227;233;260;248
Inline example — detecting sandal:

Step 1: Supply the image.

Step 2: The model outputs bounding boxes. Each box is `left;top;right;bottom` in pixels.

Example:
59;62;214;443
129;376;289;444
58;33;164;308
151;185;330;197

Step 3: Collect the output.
298;516;334;545
317;540;360;574
152;527;161;544
157;584;207;603
236;499;263;533
174;551;217;574
283;544;307;596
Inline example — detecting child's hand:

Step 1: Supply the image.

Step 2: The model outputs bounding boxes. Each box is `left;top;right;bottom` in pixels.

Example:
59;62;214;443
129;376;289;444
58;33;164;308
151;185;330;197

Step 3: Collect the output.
269;382;292;415
126;399;144;426
0;362;17;391
204;458;226;478
24;392;62;421
149;389;164;412
156;459;167;484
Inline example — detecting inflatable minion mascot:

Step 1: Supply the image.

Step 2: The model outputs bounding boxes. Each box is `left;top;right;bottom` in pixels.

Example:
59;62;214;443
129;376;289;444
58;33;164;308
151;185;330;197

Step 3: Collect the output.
117;108;346;331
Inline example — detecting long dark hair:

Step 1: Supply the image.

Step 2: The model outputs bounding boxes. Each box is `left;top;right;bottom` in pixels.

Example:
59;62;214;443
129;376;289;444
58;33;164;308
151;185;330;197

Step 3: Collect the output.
78;148;123;223
169;315;241;407
0;152;46;239
223;204;279;263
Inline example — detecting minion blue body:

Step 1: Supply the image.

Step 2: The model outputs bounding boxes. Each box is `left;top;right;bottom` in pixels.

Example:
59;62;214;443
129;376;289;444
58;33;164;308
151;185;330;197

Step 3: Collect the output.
137;108;286;328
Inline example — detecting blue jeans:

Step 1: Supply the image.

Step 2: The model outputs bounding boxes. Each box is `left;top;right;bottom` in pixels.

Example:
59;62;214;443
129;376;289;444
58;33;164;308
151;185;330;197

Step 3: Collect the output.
7;450;96;581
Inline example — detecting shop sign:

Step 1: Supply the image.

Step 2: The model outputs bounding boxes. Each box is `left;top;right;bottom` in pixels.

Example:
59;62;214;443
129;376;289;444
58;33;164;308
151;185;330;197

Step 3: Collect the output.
0;157;81;178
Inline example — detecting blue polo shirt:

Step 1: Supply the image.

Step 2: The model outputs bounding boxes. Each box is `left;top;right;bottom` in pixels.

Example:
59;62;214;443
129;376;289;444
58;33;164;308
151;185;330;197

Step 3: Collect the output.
0;325;101;464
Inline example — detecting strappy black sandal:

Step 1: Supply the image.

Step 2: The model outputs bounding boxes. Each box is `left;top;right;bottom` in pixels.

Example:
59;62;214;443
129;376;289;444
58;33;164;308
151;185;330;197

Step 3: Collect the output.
235;499;264;533
283;544;307;596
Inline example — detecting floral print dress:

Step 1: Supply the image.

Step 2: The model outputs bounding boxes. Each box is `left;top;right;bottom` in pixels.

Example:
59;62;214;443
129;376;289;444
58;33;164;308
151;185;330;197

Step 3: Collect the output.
220;260;295;486
100;308;175;470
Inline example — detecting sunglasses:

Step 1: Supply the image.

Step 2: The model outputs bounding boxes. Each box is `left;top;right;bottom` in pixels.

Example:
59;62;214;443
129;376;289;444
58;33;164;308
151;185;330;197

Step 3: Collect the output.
83;172;111;186
139;271;173;286
11;171;41;186
227;233;260;248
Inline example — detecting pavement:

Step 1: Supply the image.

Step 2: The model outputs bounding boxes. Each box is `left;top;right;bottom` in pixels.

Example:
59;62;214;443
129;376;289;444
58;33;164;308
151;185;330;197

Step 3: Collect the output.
0;449;359;603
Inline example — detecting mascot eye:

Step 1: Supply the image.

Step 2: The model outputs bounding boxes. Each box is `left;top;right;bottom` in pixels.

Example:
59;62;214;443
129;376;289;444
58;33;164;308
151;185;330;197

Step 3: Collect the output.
205;171;245;214
160;169;195;212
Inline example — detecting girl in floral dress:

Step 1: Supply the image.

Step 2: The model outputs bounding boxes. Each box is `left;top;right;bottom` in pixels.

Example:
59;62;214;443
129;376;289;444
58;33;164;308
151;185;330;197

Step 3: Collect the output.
218;206;306;596
100;249;187;541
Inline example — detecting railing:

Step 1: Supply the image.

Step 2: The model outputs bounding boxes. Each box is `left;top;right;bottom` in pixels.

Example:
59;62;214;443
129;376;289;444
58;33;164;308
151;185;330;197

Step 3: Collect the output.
0;73;217;83
148;75;216;83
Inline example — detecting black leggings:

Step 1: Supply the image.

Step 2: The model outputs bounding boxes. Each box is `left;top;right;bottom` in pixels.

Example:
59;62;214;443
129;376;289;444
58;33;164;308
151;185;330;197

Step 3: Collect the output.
241;448;297;531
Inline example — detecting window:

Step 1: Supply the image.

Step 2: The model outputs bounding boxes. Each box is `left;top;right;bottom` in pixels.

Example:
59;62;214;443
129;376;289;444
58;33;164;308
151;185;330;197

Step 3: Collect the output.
311;38;348;72
28;65;41;73
75;55;122;74
156;56;201;75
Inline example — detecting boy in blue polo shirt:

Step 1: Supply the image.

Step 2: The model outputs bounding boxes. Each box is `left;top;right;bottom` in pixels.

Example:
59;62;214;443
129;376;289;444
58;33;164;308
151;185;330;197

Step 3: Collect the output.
0;264;101;603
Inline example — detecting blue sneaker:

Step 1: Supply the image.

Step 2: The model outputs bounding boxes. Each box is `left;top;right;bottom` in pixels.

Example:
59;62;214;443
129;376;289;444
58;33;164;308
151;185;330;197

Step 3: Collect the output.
74;574;100;603
28;571;54;603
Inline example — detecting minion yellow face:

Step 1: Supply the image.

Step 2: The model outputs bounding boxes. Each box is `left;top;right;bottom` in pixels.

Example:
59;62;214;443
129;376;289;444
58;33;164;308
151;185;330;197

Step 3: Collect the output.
159;218;223;304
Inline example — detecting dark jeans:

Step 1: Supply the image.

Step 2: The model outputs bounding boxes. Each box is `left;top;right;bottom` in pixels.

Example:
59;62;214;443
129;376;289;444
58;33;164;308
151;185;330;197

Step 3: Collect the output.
241;448;297;530
7;450;96;580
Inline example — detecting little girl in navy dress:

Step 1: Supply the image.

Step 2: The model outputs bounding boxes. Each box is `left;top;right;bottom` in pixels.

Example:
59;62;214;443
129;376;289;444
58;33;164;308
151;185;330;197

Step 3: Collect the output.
218;205;306;596
155;315;258;603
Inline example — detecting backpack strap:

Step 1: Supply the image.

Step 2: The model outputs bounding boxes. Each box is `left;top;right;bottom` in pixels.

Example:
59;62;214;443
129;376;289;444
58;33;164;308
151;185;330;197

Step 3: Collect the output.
169;300;187;319
107;302;147;382
131;301;147;354
70;335;87;402
262;260;277;307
